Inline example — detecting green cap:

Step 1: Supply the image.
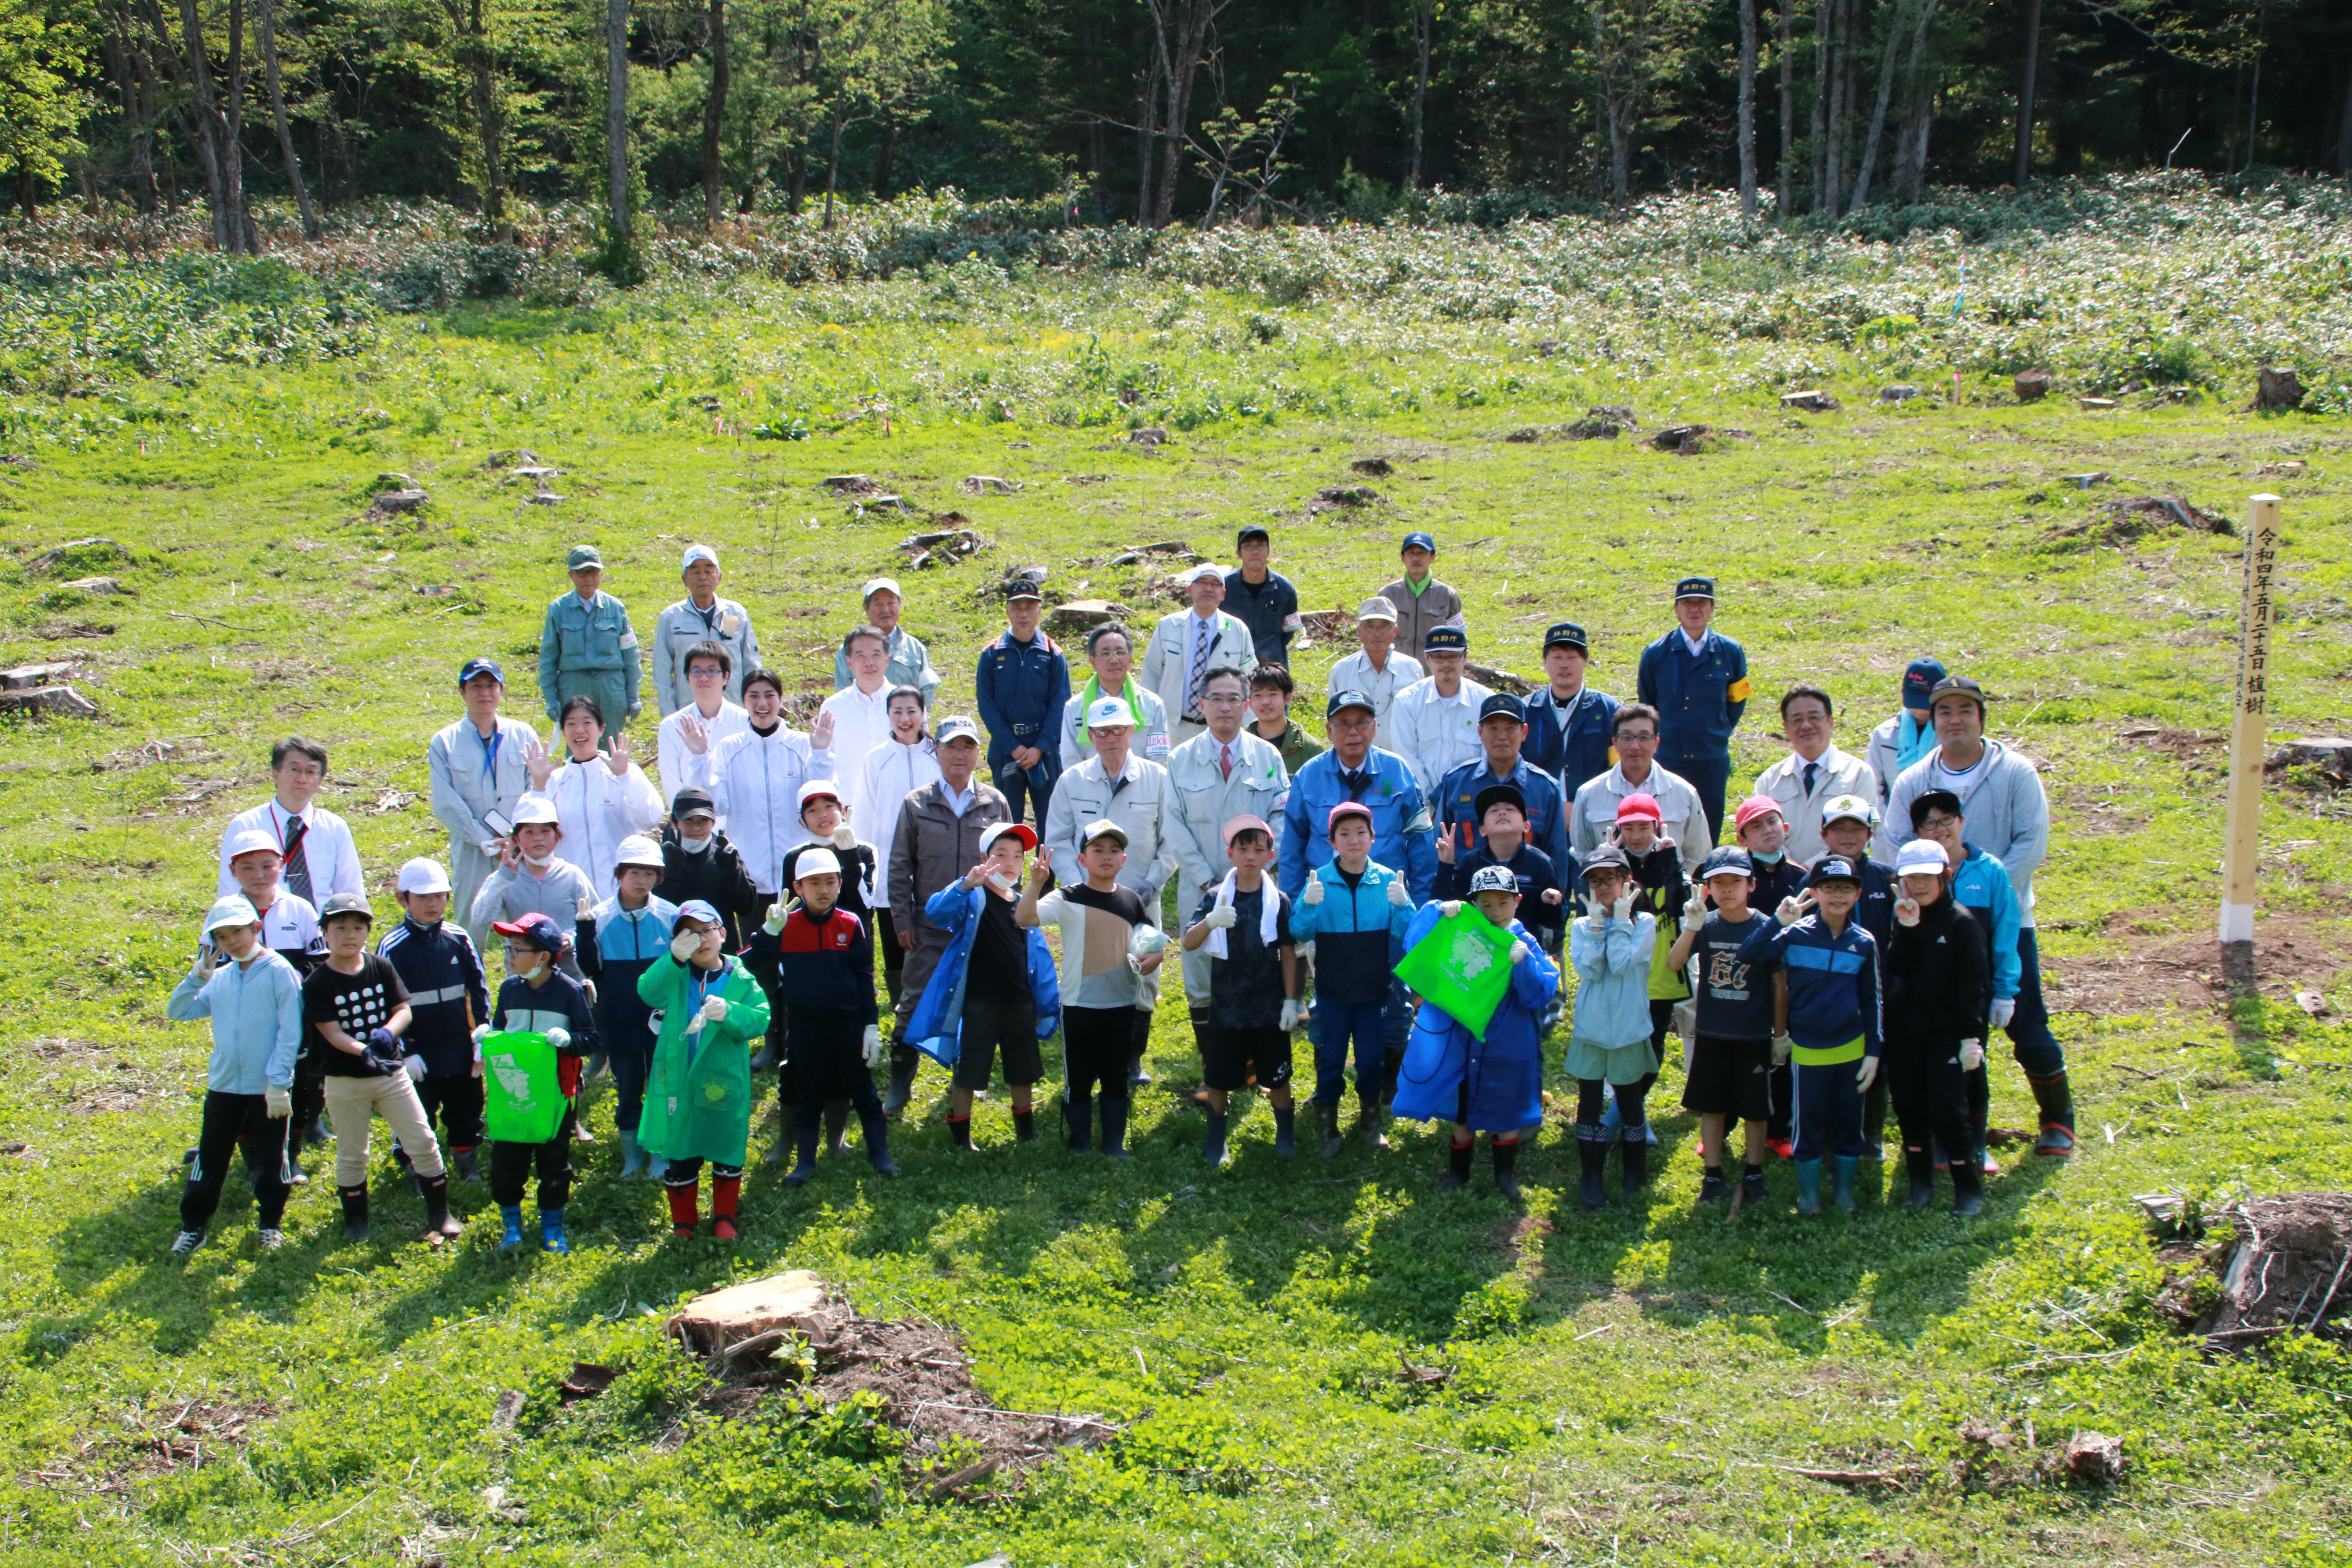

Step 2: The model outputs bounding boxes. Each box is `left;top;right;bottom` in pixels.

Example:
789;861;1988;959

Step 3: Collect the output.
567;544;603;570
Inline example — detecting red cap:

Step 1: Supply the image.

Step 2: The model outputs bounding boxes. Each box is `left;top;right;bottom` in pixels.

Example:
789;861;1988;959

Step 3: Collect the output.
1221;813;1272;846
1325;801;1374;835
1733;795;1784;835
980;822;1039;853
1615;793;1663;824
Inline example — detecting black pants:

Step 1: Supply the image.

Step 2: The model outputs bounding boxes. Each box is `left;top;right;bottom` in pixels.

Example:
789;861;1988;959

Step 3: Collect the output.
1887;1036;1982;1196
747;945;791;1069
1666;752;1731;845
490;1108;577;1209
290;1068;327;1144
876;909;920;1079
607;1038;654;1132
792;1013;887;1164
416;1069;486;1151
992;755;1056;828
1064;1006;1136;1105
181;1090;290;1233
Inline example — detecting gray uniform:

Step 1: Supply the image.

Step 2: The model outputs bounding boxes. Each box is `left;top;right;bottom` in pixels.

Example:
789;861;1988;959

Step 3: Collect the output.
426;714;541;953
538;589;643;745
1161;730;1291;1008
1057;684;1172;768
650;595;761;715
468;858;599;983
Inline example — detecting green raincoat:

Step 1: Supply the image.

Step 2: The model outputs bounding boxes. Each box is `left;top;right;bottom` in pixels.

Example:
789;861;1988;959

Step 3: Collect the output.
635;951;771;1166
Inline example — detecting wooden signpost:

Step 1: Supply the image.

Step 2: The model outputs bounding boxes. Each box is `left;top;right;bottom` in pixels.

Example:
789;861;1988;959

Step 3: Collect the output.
2219;494;2282;987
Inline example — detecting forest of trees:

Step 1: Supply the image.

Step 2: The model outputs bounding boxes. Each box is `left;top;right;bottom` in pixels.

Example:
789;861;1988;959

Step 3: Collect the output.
4;0;2350;250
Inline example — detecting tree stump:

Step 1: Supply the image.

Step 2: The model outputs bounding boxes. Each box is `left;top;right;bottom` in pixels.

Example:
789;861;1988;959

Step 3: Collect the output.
2012;370;2051;401
667;1269;836;1357
2256;367;2305;412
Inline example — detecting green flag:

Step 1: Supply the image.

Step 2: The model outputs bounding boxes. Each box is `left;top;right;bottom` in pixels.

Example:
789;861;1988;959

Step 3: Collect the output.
1392;908;1515;1041
480;1030;567;1144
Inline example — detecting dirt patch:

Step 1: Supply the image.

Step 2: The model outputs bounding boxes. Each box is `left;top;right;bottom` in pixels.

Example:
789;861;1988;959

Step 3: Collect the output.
2043;911;2351;1016
2045;494;2230;549
2113;725;2226;763
2157;1193;2352;1351
116;1398;277;1475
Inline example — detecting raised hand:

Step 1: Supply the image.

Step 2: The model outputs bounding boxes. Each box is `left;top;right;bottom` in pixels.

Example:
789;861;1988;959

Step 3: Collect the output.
1435;832;1455;866
1386;877;1410;909
526;749;557;790
679;712;709;756
607;732;635;773
1202;905;1238;930
1301;875;1325;907
1030;847;1055;885
1893;897;1921;927
809;708;836;750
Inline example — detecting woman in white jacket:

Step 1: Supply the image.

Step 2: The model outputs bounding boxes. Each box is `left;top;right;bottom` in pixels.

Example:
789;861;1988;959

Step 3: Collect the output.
527;697;663;890
860;688;941;909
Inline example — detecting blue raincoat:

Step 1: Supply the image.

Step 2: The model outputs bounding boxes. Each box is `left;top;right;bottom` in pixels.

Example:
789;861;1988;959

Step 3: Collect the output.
1391;906;1558;1132
903;884;1063;1067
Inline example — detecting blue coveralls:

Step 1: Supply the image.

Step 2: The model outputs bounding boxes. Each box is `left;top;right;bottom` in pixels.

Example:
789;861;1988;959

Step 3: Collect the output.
1523;685;1621;797
1636;630;1749;845
974;627;1071;828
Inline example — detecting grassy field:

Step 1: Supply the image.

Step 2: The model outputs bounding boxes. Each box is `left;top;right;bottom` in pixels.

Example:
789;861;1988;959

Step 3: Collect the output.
2;197;2352;1564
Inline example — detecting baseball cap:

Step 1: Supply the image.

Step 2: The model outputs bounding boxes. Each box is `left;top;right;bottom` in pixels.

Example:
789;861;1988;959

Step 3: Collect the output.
566;544;602;570
203;894;260;933
681;543;719;573
1909;788;1963;828
397;857;453;895
1673;575;1714;602
458;656;505;686
1085;696;1136;730
1804;856;1862;889
792;848;842;880
1004;576;1044;602
1325;801;1374;835
1902;657;1947;712
1354;596;1398;623
1424;626;1469;654
613;835;666;872
1700;846;1754;880
675;898;724;926
1327;688;1376;719
1478;692;1526;724
225;828;281;862
1468;865;1518;896
1927;674;1986;713
1220;814;1272;845
511;795;561;827
796;780;843;816
670;785;718;821
1616;793;1663;824
1473;783;1526;821
1895;839;1951;878
1400;531;1437;554
935;715;982;746
1732;795;1784;835
860;576;903;602
1179;563;1225;586
493;913;566;949
1579;845;1631;880
1821;793;1876;829
980;822;1039;853
1543;622;1589;653
1235;524;1270;545
319;891;374;923
1080;818;1130;848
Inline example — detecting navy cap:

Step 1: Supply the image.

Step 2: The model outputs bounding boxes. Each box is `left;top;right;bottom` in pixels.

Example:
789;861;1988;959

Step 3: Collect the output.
1327;688;1377;719
1926;675;1985;712
1235;523;1270;544
1543;622;1589;653
459;656;505;685
1673;576;1715;602
1478;692;1526;724
1424;626;1469;653
1902;656;1947;711
1578;844;1631;880
492;913;567;950
1804;855;1862;889
1700;846;1754;879
1908;788;1964;828
1401;531;1437;554
1473;782;1526;821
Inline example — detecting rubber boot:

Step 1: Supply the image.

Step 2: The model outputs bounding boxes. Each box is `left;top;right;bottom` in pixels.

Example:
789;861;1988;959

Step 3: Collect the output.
617;1129;648;1180
1441;1135;1474;1192
711;1177;740;1241
784;1117;820;1186
1492;1137;1522;1200
1272;1104;1296;1158
1202;1111;1230;1168
665;1183;699;1237
1065;1088;1094;1151
453;1147;479;1183
1620;1129;1650;1197
1013;1107;1039;1144
2030;1073;2076;1156
337;1183;370;1243
1832;1154;1859;1212
824;1099;851;1157
1903;1147;1935;1207
539;1207;569;1254
1316;1101;1343;1159
499;1204;525;1251
419;1172;462;1238
881;1063;916;1118
1379;1045;1405;1107
1795;1159;1823;1215
948;1114;974;1151
1099;1096;1131;1160
861;1108;900;1177
1576;1129;1608;1210
1951;1142;1986;1216
1357;1089;1390;1150
765;1103;797;1165
1862;1074;1889;1159
1598;1082;1621;1141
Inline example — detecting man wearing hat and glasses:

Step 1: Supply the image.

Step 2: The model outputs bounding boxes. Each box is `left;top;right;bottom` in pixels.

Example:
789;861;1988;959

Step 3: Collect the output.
1327;597;1424;753
428;657;545;956
1380;531;1467;658
538;544;643;749
1223;524;1301;669
975;573;1070;828
1523;622;1621;796
651;544;760;716
1141;563;1256;748
832;577;942;706
1636;576;1750;844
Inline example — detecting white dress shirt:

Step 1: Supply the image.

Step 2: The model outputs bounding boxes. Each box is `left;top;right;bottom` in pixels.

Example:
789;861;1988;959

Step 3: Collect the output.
217;799;364;903
818;681;898;827
1325;648;1425;752
691;723;835;896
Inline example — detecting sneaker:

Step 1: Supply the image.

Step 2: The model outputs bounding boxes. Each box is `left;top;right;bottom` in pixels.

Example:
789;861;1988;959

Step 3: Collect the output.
169;1229;205;1257
1739;1170;1768;1208
1979;1151;2001;1176
1699;1171;1726;1203
256;1228;285;1251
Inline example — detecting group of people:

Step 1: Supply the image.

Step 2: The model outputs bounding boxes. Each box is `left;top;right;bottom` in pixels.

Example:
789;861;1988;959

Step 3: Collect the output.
160;526;2073;1255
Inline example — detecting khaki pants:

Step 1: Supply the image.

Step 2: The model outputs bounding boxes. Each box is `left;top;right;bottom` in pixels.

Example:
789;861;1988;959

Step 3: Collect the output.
324;1072;447;1188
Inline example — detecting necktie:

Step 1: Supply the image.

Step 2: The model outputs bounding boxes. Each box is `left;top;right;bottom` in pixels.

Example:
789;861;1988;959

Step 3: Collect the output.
1341;768;1371;801
1219;743;1232;781
1187;616;1212;718
1802;761;1818;797
280;812;313;903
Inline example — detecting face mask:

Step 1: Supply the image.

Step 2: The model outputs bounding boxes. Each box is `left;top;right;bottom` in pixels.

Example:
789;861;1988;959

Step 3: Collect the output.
1751;848;1783;865
681;833;713;855
522;851;555;870
510;955;544;981
985;871;1014;893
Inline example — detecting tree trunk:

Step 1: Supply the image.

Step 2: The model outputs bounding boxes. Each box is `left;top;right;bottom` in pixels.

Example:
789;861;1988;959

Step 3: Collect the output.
1150;0;1215;228
822;112;842;228
2012;0;2040;185
2241;46;2260;175
1407;0;1432;189
1134;56;1161;222
1890;0;1938;201
225;0;257;250
1849;0;1907;212
254;0;321;239
702;0;727;224
871;115;895;198
1808;0;1831;210
463;0;506;226
1822;0;1851;212
2337;61;2352;177
1776;0;1794;216
15;160;36;220
1737;0;1758;216
786;144;804;215
174;0;242;251
606;0;630;243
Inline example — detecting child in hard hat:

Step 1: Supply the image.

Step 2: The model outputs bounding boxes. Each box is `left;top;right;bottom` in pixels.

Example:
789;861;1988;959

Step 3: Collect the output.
1018;819;1163;1158
907;822;1060;1152
1566;845;1660;1208
379;857;491;1185
222;826;329;1180
1290;800;1416;1156
165;895;305;1256
574;834;678;1179
1885;838;1991;1215
762;848;898;1186
1390;863;1560;1198
1666;847;1779;1209
470;796;596;981
639;898;771;1239
1181;815;1300;1167
1736;857;1883;1214
484;914;599;1252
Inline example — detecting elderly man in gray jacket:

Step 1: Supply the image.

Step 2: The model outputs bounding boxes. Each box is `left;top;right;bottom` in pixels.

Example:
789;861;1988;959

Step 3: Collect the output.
1161;665;1291;1026
884;715;1011;1114
426;657;544;954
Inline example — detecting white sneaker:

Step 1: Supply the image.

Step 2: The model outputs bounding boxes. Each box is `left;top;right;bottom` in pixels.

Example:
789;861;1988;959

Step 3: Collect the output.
169;1230;204;1256
256;1228;285;1250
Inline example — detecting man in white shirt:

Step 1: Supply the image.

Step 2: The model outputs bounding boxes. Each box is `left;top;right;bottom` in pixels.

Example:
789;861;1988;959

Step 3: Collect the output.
1750;682;1878;865
218;736;365;906
1325;597;1425;753
1161;666;1291;1024
650;544;760;715
1388;626;1491;794
831;577;942;705
1569;702;1710;876
656;640;752;810
426;656;544;953
1140;564;1257;747
686;667;837;900
820;627;900;826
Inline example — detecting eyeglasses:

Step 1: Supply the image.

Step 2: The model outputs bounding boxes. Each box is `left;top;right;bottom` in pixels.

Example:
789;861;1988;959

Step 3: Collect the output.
1920;813;1961;831
1615;730;1657;744
1205;691;1247;705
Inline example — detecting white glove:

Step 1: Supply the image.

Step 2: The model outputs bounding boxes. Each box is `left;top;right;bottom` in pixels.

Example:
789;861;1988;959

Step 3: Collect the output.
764;901;786;935
832;824;857;850
545;1027;570;1052
1893;897;1921;927
1509;940;1530;965
1770;1034;1793;1067
1439;901;1462;920
1203;906;1238;931
861;1025;883;1067
1683;887;1707;924
670;931;700;962
1610;889;1635;921
1988;997;2016;1030
403;1054;428;1082
1387;877;1410;909
1959;1038;1985;1072
1776;895;1805;925
1302;876;1325;907
1279;999;1300;1031
264;1085;292;1118
1855;1055;1879;1092
699;995;729;1024
575;896;597;921
470;1022;489;1046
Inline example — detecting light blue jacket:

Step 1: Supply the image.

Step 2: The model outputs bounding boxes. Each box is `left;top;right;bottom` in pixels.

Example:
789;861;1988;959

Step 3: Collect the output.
1568;912;1657;1051
1949;845;2023;1002
167;950;304;1093
904;885;1062;1067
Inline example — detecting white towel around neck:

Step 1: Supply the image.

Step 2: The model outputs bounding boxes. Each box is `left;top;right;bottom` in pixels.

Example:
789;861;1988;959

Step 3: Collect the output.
1204;869;1280;959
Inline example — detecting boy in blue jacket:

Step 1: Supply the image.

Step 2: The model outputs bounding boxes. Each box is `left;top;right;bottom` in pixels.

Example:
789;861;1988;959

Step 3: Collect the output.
1392;864;1560;1198
574;834;678;1178
1565;846;1660;1208
1737;856;1883;1214
1291;801;1416;1156
166;895;305;1256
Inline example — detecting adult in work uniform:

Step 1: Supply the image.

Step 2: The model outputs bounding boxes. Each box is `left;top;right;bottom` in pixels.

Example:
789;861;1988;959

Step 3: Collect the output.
427;657;543;954
1436;693;1572;882
650;544;760;716
832;577;942;706
884;716;1011;1114
1883;675;2074;1155
1523;622;1621;796
974;576;1069;828
1326;597;1424;754
1140;564;1257;749
538;544;643;748
1751;682;1878;866
1224;524;1301;669
1635;576;1749;846
1379;530;1467;658
1163;666;1291;1032
1570;703;1710;878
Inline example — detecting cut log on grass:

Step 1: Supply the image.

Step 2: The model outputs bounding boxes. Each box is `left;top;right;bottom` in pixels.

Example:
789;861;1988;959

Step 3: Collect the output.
668;1269;835;1357
28;538;128;573
0;685;98;719
2256;367;2305;412
2062;1431;2126;1484
1049;599;1127;630
1779;389;1838;412
1350;456;1394;476
373;488;430;512
2013;370;2051;400
2158;1192;2352;1350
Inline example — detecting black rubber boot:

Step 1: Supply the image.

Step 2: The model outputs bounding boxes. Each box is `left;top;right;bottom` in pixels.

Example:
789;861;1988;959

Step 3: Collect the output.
1357;1089;1390;1150
1492;1137;1522;1200
1013;1108;1038;1144
419;1171;463;1238
1577;1129;1608;1210
1441;1136;1474;1192
1620;1131;1650;1196
766;1102;798;1164
1317;1101;1343;1158
1065;1089;1093;1151
1379;1045;1406;1107
1099;1096;1131;1160
2030;1073;2077;1155
1202;1111;1230;1167
452;1147;479;1183
1904;1147;1936;1207
860;1108;900;1176
881;1064;916;1118
337;1183;370;1242
1272;1105;1296;1158
824;1099;851;1156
